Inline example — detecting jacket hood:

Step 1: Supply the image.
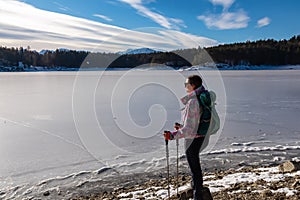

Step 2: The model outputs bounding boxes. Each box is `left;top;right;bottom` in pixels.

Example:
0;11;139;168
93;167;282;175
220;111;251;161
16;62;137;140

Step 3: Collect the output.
180;85;206;105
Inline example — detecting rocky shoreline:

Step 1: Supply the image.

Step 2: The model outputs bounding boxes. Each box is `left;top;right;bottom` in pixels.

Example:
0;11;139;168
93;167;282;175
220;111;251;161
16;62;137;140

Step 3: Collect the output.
74;161;300;200
6;161;298;199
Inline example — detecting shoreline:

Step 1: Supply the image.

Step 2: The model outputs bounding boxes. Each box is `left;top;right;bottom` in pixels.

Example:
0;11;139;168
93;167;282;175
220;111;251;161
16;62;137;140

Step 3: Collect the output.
6;161;298;200
73;162;300;200
1;64;300;72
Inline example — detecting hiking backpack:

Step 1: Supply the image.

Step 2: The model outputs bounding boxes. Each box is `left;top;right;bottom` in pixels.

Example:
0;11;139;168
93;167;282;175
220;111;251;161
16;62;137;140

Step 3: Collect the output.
196;90;220;136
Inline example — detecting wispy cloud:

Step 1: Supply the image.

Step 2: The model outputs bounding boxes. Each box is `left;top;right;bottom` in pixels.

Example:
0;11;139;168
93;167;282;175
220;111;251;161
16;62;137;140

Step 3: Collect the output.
0;0;217;52
53;1;71;12
198;0;249;30
209;0;235;10
118;0;186;30
198;10;249;30
257;17;271;28
93;14;113;22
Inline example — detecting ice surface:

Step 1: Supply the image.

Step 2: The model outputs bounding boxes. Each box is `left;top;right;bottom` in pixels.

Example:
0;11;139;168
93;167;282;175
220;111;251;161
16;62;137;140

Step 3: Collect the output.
0;70;300;199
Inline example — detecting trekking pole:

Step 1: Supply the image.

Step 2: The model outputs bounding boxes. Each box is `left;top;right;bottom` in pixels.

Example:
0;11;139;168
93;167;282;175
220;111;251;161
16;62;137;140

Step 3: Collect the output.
175;122;180;198
165;139;170;199
174;123;180;197
176;136;179;197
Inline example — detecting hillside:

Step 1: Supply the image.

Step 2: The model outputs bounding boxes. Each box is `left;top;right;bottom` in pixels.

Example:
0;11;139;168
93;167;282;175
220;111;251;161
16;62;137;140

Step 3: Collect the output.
0;35;299;71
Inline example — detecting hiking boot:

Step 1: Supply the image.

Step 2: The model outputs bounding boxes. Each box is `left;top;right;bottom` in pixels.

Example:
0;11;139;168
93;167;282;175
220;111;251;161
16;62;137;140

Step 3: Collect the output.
200;187;213;200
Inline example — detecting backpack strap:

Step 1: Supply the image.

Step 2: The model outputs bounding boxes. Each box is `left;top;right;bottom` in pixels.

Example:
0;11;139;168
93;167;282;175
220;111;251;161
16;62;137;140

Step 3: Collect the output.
197;90;212;111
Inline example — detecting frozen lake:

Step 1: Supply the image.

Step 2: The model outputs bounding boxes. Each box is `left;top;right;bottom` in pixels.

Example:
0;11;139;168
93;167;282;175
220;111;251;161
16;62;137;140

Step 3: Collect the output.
0;70;300;198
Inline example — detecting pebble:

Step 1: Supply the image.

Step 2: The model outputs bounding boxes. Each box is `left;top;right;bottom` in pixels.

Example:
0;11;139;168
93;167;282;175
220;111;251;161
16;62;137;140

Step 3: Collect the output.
43;191;50;196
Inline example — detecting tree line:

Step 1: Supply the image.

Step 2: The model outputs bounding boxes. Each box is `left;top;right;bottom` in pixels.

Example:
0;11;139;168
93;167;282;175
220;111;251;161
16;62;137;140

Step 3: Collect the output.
0;35;299;70
205;35;300;66
0;47;88;69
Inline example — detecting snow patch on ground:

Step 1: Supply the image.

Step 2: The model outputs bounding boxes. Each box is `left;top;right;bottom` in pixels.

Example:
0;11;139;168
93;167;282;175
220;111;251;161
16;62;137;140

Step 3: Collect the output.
115;166;299;199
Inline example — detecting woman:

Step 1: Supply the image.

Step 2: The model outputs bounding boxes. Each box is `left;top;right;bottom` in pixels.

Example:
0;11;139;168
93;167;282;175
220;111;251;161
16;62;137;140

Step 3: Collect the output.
164;75;212;200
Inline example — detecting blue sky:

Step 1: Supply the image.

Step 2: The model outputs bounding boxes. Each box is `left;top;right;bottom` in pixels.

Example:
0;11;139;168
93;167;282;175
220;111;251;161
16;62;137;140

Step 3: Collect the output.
0;0;299;52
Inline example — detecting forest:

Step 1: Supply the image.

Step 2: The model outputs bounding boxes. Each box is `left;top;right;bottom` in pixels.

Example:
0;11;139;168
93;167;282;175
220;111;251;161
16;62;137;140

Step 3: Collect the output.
0;35;299;71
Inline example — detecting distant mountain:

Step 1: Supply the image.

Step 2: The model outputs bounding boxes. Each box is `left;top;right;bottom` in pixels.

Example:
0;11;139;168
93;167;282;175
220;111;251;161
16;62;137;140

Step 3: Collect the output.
39;48;70;55
39;49;53;55
57;48;71;52
118;48;159;55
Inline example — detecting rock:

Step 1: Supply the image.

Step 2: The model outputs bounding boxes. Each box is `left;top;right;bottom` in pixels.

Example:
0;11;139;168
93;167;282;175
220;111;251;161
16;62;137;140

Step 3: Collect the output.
261;189;272;197
292;180;300;188
136;195;145;199
43;191;50;196
279;161;300;173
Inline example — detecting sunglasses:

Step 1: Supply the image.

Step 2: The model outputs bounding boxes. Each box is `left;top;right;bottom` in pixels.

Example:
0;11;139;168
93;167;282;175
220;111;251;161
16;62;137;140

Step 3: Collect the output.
184;82;190;87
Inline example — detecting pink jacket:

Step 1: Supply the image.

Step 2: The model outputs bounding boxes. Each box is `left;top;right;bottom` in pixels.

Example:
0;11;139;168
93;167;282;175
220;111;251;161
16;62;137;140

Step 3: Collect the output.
177;86;205;139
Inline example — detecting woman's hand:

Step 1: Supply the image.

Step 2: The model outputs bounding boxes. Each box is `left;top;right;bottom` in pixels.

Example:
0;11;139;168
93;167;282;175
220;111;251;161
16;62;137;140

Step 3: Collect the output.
164;130;182;140
174;122;182;130
164;130;173;140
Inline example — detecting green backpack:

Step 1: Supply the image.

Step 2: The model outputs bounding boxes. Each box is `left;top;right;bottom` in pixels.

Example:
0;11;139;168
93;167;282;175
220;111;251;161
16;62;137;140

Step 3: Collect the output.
196;90;220;136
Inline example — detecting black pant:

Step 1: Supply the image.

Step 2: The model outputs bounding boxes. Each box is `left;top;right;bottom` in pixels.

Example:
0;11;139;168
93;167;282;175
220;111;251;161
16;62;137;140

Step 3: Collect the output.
185;137;205;200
